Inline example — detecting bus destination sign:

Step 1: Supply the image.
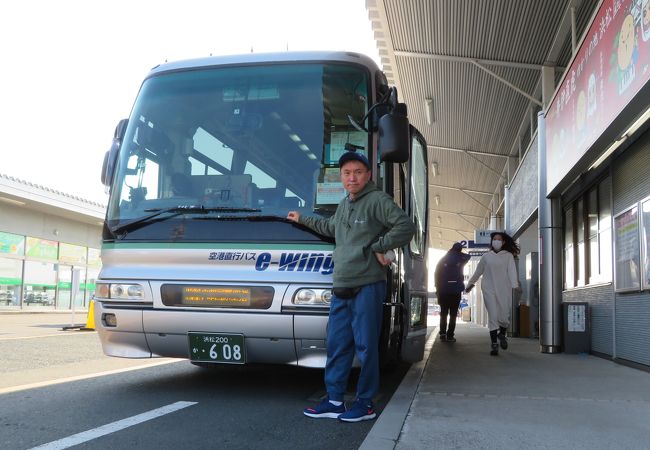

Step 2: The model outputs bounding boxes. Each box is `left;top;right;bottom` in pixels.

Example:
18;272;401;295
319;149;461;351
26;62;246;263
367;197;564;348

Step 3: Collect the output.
182;286;252;307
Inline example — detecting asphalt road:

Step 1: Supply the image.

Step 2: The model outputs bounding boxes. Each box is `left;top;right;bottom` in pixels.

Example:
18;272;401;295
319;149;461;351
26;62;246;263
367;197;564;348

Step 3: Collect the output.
0;316;411;450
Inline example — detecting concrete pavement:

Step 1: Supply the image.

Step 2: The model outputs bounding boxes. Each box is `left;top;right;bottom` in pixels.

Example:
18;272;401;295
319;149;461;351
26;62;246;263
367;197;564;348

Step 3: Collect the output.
4;312;650;449
363;322;650;450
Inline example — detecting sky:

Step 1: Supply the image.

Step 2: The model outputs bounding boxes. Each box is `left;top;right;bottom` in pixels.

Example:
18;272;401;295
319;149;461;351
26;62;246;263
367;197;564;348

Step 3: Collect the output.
2;0;448;285
1;0;380;205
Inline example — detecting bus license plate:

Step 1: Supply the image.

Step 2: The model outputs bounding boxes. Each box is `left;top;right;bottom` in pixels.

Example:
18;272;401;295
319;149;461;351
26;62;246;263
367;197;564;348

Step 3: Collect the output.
188;333;246;364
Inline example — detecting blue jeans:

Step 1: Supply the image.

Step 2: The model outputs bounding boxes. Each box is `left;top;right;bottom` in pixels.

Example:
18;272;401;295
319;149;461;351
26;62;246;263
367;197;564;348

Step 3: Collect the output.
325;280;386;403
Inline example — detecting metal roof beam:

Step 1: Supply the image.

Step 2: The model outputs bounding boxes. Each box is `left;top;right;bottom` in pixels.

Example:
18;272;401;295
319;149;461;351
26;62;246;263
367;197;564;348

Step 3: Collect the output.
434;209;485;220
456;213;480;229
460;190;491;211
429;183;493;196
464;151;507;180
427;144;509;159
506;1;585;165
470;61;543;107
431;224;474;234
394;50;565;72
545;0;584;65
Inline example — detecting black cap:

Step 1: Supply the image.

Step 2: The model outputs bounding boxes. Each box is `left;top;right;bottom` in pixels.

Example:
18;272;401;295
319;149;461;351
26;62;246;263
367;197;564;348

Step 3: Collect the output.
451;242;463;251
338;151;371;169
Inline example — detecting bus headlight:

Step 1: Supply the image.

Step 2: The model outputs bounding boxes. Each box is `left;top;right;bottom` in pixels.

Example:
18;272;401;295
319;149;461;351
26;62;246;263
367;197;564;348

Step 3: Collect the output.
293;288;332;306
96;283;145;300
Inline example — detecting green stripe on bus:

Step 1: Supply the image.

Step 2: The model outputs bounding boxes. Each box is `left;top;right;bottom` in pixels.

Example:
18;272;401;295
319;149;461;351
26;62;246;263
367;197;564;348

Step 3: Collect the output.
102;242;334;251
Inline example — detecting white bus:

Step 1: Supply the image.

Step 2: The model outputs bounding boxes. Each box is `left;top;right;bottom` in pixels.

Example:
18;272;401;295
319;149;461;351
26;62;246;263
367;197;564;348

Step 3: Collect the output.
96;51;429;367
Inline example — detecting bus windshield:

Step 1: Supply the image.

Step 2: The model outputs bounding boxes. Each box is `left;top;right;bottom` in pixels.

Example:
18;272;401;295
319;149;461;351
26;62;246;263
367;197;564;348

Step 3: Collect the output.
105;62;370;242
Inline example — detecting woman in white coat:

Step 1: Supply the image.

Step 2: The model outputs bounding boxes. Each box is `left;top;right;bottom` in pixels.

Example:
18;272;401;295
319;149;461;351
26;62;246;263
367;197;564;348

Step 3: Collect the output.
465;232;521;355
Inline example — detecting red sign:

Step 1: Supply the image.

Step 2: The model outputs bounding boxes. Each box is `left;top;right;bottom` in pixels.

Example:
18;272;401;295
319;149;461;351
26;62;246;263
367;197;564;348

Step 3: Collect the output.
546;0;650;193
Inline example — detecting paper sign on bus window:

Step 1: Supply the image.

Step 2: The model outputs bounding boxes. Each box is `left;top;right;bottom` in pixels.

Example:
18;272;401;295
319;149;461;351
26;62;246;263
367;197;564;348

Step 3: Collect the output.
316;182;346;204
327;132;367;164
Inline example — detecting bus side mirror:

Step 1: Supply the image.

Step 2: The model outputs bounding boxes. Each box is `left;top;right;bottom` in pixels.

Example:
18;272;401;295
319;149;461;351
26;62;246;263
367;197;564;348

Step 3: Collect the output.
101;119;128;187
378;103;409;163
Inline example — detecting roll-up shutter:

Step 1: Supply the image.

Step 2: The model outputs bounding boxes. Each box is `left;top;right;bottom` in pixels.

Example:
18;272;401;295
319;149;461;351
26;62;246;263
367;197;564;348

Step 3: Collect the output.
612;128;650;367
613;129;650;213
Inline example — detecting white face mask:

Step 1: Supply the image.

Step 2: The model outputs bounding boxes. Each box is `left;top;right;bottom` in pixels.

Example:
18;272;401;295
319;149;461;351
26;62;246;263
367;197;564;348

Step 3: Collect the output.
492;240;503;251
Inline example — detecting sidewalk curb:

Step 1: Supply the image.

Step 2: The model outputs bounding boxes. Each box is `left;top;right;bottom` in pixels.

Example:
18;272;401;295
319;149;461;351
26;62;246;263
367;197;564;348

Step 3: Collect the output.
359;328;437;450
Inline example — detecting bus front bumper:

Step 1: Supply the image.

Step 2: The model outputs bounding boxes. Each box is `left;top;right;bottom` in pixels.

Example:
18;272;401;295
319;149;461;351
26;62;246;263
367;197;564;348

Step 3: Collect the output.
94;302;329;368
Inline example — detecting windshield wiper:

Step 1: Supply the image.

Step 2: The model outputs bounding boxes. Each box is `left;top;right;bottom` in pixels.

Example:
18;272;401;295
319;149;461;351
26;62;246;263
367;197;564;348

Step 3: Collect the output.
196;214;293;223
109;205;261;237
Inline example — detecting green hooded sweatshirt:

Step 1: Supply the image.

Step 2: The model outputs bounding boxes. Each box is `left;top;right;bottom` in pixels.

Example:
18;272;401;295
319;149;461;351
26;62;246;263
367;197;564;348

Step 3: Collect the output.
299;181;415;287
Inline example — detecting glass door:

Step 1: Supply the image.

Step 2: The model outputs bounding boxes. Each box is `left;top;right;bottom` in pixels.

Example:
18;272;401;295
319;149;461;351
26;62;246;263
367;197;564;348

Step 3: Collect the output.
23;261;57;310
56;264;73;310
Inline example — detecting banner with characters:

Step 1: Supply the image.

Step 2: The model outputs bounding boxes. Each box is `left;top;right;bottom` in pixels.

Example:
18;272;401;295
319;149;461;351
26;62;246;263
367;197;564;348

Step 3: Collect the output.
546;0;650;193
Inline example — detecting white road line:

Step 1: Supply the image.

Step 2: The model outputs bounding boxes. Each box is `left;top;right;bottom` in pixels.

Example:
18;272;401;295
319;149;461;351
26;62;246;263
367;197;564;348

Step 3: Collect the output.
0;359;181;395
29;401;197;450
0;332;95;341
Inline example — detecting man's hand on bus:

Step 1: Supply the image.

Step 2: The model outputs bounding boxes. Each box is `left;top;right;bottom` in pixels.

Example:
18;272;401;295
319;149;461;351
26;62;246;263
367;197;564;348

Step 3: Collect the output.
287;211;301;222
464;284;474;293
375;252;391;266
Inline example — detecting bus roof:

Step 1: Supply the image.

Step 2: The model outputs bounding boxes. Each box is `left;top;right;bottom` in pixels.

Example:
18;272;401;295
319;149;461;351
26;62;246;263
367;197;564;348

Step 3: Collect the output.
147;51;381;78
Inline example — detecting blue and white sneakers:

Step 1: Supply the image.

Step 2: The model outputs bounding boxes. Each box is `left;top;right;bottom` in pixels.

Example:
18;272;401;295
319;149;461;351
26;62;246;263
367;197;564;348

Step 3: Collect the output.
338;399;376;422
303;398;346;419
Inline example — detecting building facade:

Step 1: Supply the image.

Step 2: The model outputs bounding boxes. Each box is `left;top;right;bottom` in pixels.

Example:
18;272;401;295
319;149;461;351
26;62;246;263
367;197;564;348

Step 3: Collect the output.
507;0;650;368
0;173;104;311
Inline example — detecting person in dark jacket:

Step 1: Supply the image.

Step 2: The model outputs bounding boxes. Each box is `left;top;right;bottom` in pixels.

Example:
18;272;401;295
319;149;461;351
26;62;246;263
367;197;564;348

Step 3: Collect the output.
435;242;471;342
287;150;415;422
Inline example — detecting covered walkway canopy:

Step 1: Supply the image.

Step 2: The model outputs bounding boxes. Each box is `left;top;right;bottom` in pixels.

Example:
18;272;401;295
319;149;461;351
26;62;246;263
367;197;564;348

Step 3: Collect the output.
367;0;599;250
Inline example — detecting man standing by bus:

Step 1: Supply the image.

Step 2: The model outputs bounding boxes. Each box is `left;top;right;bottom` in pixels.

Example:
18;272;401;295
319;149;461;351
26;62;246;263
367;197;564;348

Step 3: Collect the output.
287;151;415;423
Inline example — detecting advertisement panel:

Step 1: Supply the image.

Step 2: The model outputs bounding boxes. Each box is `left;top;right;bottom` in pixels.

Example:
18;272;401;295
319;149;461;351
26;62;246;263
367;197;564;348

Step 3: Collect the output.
25;237;58;260
0;231;25;255
546;0;650;194
59;243;87;265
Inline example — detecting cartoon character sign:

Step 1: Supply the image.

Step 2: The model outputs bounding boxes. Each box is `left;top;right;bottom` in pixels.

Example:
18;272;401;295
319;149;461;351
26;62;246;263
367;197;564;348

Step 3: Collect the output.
614;13;638;93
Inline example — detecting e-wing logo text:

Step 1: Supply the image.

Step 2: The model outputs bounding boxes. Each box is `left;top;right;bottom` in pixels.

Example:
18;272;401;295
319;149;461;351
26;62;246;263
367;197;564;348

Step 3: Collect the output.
255;252;333;275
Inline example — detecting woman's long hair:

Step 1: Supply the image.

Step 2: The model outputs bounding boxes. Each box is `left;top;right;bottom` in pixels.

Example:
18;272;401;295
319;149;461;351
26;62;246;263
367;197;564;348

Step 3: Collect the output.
490;231;520;257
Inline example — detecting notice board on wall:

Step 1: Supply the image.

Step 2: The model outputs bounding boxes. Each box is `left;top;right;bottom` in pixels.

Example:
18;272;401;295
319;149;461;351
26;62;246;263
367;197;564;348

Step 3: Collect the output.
614;205;640;292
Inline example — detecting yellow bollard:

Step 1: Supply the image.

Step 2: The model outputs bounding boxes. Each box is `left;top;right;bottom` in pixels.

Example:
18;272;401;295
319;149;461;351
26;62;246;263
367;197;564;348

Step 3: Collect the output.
84;299;96;330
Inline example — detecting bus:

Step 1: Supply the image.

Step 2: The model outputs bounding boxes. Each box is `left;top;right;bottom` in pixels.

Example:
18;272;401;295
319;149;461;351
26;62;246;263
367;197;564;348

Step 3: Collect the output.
96;51;429;368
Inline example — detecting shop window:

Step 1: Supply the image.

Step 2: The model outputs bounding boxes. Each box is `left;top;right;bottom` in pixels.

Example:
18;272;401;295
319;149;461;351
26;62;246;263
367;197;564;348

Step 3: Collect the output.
564;208;575;289
576;198;586;287
587;188;599;283
23;261;57;309
563;177;612;290
0;257;23;308
598;179;612;282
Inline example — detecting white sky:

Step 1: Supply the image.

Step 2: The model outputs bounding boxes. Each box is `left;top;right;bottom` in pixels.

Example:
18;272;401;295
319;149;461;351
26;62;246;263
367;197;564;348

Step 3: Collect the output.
1;0;380;205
